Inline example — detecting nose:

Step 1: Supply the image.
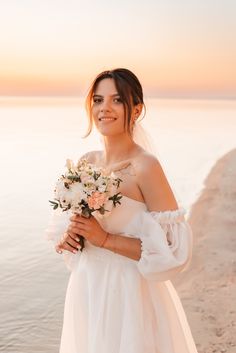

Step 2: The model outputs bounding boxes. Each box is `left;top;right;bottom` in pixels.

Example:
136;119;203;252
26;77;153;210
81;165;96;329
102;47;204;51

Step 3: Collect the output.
100;99;111;112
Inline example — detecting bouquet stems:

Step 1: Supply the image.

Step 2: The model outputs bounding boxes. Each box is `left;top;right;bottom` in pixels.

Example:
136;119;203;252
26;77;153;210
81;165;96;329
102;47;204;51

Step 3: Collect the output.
74;208;91;252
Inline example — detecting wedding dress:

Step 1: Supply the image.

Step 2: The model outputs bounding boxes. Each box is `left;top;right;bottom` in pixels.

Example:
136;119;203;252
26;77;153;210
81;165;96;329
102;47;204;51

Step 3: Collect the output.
45;194;198;353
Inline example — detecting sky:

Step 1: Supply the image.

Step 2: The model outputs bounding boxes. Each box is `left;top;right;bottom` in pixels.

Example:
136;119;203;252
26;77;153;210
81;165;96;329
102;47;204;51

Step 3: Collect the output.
0;0;235;98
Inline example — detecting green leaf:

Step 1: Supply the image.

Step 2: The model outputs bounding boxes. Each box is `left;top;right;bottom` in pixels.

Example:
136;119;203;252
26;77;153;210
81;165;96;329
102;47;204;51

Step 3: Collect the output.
49;200;57;205
49;200;59;209
67;175;81;182
99;206;105;215
63;204;71;211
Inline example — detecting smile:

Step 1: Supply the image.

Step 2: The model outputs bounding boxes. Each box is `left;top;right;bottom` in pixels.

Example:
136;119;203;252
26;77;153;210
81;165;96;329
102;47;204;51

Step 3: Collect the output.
99;117;117;121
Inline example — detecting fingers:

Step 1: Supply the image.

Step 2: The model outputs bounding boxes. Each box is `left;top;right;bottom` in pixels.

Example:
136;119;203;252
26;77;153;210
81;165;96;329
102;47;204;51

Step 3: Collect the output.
66;232;81;249
66;227;80;242
70;214;90;224
68;222;90;236
56;232;81;254
64;240;81;253
55;243;63;254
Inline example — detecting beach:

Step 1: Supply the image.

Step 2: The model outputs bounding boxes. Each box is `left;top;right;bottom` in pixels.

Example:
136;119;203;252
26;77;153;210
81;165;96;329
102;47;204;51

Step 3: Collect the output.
173;149;236;353
0;97;235;352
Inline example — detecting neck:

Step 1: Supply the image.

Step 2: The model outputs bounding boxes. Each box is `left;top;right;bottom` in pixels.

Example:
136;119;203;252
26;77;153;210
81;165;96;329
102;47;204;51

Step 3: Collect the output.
102;133;136;165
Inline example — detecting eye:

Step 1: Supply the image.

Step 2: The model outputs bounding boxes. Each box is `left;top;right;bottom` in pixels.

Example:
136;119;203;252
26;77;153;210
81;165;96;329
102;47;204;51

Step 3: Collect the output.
93;97;102;104
114;97;122;103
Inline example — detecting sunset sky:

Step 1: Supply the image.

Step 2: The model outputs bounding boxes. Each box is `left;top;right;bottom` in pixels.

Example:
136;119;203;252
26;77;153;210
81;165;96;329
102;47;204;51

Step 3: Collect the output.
0;0;235;98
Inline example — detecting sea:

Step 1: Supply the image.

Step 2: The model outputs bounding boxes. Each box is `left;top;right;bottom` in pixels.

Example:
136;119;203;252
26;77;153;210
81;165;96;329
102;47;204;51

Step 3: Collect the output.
0;96;235;353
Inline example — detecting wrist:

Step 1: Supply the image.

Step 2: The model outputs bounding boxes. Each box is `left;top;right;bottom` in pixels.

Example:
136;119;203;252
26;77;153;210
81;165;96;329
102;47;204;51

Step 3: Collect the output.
99;231;109;248
102;233;117;253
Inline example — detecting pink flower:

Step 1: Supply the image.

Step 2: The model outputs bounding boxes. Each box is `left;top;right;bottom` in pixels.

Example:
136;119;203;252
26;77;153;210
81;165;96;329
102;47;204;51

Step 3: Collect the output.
87;191;107;209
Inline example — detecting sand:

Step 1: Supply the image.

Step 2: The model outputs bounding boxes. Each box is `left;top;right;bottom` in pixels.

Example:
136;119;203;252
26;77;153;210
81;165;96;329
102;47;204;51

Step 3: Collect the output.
173;149;236;353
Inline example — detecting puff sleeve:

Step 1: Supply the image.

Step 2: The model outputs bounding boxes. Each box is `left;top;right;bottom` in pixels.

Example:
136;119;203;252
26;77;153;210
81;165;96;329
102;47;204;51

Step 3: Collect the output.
124;208;193;282
138;208;193;281
45;208;80;271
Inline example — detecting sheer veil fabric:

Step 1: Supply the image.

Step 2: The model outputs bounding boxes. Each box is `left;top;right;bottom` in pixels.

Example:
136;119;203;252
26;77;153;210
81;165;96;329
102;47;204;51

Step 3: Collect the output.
133;122;157;155
133;122;181;206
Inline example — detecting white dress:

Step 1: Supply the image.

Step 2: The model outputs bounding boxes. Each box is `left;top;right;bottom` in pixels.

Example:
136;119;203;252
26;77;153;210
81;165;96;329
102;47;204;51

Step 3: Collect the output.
45;195;198;353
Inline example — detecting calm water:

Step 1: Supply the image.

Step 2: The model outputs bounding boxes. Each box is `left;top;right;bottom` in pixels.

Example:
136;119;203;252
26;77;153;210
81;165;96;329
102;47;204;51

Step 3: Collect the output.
0;97;235;353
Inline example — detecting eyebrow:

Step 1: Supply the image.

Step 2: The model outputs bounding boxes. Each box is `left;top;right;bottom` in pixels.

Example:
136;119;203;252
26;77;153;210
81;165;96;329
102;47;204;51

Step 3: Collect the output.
92;93;120;97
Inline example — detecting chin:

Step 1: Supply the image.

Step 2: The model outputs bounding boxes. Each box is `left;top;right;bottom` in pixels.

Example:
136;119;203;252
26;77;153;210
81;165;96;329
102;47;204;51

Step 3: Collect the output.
97;128;124;137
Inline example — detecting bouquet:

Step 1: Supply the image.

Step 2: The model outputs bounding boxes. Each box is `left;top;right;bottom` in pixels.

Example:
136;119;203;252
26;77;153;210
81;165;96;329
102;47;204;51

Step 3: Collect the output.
49;158;122;251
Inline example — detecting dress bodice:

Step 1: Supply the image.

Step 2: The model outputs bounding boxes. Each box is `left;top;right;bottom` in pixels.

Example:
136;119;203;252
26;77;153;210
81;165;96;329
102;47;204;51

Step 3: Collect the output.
93;195;147;235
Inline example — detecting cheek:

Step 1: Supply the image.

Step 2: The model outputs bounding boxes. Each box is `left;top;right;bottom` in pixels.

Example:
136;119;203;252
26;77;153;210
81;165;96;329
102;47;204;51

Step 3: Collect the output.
91;105;97;117
116;106;126;122
119;114;127;130
91;107;99;124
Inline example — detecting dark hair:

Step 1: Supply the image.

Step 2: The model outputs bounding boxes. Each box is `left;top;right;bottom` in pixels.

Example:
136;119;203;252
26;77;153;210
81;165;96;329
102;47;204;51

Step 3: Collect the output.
84;68;146;137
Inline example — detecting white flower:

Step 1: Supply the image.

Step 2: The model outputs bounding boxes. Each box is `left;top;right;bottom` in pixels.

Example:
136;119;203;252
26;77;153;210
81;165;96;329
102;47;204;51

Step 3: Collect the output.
98;184;107;193
80;172;94;184
55;180;68;199
70;182;88;203
96;177;107;193
106;180;118;197
71;204;83;214
66;159;76;172
84;183;97;194
104;199;114;213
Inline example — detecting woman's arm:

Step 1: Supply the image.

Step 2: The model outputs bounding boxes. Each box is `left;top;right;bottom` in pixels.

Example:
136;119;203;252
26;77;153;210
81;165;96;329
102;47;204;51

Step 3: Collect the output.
102;155;179;260
135;154;178;212
67;213;142;260
103;234;142;261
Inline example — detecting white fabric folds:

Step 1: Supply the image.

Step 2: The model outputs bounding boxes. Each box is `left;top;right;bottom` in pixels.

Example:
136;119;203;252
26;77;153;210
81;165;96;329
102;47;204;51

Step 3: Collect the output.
122;208;193;282
45;208;81;270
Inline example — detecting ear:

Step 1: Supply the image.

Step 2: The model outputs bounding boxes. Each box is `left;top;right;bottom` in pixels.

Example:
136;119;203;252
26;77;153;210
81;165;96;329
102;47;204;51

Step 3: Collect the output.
133;103;143;120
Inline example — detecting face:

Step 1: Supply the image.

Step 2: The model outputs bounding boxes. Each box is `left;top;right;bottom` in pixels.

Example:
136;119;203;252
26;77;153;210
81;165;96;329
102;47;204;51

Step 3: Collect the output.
91;78;134;137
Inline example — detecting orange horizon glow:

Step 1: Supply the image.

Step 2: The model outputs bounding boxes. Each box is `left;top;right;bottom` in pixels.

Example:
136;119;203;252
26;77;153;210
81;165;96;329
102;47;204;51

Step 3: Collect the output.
1;67;235;99
0;1;235;98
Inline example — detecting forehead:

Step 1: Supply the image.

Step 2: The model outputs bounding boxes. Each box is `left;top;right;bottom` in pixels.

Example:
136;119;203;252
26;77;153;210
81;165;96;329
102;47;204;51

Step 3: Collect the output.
94;78;118;95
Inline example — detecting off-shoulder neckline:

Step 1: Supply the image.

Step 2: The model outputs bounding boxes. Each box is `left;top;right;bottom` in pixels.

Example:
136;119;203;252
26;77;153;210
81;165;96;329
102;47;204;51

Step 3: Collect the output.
122;195;185;215
122;195;146;207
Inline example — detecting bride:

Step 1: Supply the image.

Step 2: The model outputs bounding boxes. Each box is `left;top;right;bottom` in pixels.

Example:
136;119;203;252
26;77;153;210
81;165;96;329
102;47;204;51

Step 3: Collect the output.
46;68;198;353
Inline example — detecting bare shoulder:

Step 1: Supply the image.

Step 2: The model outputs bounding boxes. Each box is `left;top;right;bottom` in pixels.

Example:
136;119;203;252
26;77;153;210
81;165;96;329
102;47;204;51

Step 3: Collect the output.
133;151;161;173
133;151;179;212
131;150;166;182
133;151;169;192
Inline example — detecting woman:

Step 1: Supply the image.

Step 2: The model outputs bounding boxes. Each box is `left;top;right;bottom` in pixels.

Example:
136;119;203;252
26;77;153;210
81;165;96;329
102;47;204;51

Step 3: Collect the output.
46;68;198;353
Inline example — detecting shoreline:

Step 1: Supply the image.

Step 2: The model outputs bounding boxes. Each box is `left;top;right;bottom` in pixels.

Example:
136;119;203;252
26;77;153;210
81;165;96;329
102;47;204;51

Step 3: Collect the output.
173;149;236;353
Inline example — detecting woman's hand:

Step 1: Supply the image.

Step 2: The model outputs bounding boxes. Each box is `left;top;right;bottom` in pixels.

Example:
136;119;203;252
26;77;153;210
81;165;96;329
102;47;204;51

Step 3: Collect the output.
68;214;107;248
55;230;82;254
55;214;107;254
